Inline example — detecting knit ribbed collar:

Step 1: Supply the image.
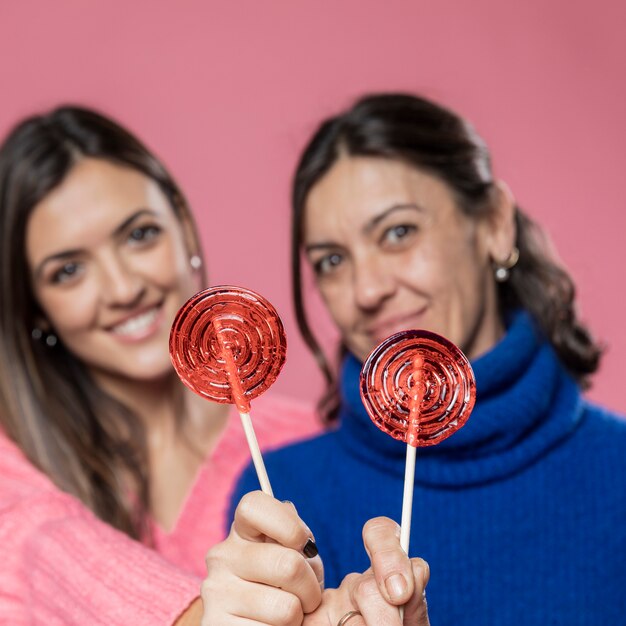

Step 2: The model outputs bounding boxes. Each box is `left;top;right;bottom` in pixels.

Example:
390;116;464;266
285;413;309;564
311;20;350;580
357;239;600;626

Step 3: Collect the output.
336;311;585;486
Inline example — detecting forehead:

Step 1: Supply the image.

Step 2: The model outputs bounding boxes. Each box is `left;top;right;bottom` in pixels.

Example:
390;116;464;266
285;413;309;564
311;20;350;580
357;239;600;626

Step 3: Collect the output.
26;158;172;262
303;156;457;240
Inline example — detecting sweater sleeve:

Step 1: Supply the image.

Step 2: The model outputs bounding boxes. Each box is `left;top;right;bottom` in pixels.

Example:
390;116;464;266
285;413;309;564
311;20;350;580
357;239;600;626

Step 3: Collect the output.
0;435;200;626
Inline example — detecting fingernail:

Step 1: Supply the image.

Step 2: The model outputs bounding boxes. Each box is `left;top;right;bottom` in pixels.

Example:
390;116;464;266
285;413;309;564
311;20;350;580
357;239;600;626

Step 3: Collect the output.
385;574;408;601
303;538;318;558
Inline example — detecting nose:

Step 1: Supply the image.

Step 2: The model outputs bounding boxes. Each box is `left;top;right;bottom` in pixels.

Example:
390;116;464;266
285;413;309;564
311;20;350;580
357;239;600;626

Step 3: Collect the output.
352;254;396;311
98;253;145;308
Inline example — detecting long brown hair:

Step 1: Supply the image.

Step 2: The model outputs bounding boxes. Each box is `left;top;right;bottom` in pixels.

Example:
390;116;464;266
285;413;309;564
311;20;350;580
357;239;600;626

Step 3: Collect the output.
0;106;205;538
291;93;603;422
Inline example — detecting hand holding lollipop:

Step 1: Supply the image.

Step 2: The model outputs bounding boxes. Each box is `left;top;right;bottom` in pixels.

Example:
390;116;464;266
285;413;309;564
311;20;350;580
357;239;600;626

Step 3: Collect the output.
169;286;287;496
360;329;476;617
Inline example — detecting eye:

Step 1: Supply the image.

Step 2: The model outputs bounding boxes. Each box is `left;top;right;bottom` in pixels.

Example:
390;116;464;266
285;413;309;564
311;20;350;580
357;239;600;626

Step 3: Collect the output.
381;224;417;246
127;224;162;245
313;252;344;276
51;261;83;284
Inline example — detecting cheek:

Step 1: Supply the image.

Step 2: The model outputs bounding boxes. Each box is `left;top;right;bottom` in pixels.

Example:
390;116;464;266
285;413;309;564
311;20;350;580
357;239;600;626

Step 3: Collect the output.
140;239;191;289
450;242;489;296
317;281;353;330
39;286;98;335
422;235;483;297
432;243;491;339
396;244;444;297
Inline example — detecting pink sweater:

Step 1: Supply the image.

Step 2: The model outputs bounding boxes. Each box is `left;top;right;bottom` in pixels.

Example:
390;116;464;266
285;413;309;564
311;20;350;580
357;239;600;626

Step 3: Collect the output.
0;394;320;625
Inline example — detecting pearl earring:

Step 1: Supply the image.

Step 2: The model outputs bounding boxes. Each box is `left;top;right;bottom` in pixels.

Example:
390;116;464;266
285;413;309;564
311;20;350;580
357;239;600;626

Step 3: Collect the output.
32;328;58;347
493;247;519;283
190;255;202;270
494;266;510;282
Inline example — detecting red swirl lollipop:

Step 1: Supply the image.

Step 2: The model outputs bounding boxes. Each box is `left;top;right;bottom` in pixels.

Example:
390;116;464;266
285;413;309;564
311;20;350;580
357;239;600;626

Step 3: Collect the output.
169;285;287;495
360;329;476;447
170;286;286;412
360;330;475;611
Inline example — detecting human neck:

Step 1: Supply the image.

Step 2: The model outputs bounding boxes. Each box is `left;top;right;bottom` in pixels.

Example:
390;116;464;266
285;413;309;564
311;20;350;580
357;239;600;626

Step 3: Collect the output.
90;370;229;447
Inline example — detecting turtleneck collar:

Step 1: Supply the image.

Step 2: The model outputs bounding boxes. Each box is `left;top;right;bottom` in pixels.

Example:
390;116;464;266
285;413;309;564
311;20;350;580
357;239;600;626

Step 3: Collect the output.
336;311;585;486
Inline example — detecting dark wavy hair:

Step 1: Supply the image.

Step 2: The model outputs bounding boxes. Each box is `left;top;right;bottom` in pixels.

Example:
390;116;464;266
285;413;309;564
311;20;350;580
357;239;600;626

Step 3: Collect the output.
0;106;205;538
291;93;602;422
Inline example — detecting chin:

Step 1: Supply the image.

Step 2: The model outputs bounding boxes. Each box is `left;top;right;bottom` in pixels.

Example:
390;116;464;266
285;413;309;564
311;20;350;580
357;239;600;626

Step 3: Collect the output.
133;358;174;380
96;358;173;384
346;339;372;363
115;369;173;385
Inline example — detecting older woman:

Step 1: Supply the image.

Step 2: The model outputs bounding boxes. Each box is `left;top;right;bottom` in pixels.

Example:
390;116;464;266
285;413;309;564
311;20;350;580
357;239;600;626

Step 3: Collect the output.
233;93;626;625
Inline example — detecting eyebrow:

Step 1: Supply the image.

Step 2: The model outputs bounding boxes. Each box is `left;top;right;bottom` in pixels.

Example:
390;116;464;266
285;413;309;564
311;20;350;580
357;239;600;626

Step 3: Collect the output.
305;203;424;253
34;208;157;280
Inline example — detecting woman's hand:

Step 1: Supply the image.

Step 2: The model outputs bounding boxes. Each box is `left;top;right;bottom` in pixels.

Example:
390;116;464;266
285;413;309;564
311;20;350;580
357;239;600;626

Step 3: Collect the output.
201;491;323;625
304;517;430;625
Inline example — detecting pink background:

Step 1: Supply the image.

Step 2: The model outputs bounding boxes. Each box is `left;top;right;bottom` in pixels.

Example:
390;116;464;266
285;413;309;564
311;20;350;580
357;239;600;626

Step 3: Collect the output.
1;1;624;412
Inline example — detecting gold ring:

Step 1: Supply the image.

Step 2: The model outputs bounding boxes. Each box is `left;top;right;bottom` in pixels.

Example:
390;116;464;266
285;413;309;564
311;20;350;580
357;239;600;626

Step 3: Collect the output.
337;610;362;626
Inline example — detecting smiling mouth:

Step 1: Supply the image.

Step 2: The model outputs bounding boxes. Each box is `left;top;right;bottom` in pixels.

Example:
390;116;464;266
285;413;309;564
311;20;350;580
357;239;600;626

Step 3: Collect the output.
366;308;428;341
110;305;162;338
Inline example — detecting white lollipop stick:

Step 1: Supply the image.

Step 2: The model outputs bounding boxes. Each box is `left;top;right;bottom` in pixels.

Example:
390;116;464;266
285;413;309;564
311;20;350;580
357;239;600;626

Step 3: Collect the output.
400;443;417;554
238;410;273;496
398;442;417;621
398;355;425;621
216;323;274;496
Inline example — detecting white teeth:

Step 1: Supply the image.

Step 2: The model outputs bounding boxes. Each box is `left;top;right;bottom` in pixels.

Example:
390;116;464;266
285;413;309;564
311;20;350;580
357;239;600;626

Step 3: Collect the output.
112;308;158;336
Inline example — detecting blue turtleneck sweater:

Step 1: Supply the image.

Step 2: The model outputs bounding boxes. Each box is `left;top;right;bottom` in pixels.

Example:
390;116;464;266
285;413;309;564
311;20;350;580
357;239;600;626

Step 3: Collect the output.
231;313;626;624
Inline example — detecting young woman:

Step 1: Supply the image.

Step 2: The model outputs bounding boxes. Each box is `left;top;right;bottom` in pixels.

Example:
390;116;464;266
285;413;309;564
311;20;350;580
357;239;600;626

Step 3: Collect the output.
0;105;430;625
233;93;626;625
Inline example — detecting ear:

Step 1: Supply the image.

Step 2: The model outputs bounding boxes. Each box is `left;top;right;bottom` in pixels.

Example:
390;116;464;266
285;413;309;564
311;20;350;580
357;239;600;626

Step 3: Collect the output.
34;315;51;332
484;180;517;264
